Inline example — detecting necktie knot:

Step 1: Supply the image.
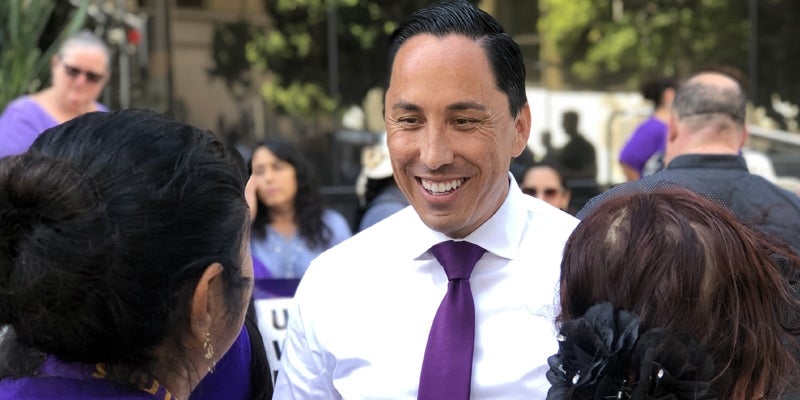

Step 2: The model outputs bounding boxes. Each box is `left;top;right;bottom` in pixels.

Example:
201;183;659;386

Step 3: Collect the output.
430;240;486;280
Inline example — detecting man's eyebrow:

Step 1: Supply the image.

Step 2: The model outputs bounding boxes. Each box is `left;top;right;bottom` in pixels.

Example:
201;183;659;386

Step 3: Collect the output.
446;101;486;111
390;101;487;112
391;101;422;112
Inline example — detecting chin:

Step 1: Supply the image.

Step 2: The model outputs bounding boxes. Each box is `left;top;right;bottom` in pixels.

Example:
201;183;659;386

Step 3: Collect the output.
420;216;470;238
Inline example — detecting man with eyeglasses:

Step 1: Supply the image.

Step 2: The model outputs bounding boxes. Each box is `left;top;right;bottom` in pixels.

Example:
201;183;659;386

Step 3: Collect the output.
579;71;800;254
0;31;109;157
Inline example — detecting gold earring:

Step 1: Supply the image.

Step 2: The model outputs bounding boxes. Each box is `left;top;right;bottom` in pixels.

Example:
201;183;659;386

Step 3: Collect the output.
203;331;215;373
203;332;214;360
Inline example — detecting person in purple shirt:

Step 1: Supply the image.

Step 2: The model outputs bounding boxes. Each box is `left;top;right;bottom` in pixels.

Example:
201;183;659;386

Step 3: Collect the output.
618;77;677;181
0;110;257;399
0;30;109;157
247;138;352;280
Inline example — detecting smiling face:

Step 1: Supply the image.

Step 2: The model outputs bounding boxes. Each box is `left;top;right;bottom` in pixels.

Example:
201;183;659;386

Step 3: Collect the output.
250;146;298;213
384;34;530;238
51;45;108;111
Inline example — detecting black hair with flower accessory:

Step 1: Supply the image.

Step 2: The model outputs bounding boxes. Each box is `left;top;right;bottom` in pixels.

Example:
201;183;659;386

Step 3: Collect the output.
545;303;717;400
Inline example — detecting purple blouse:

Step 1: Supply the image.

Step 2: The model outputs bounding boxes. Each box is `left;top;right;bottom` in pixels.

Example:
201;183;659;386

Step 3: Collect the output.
190;326;253;400
0;96;107;157
0;328;255;400
618;116;668;176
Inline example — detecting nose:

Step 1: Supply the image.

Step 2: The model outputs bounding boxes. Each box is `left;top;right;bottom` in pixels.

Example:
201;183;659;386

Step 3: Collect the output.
72;73;89;86
419;126;454;170
260;169;273;183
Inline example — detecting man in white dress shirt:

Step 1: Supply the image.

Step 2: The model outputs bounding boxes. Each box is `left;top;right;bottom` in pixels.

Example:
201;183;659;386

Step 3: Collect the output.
273;1;580;398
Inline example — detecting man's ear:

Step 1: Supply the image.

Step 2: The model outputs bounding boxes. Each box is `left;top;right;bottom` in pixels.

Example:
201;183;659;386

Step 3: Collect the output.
739;125;749;149
513;104;532;156
662;113;682;167
189;263;224;342
667;113;679;144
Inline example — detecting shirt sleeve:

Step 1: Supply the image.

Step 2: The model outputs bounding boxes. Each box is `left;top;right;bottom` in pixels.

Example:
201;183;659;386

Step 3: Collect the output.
0;100;46;157
273;279;341;399
618;120;663;173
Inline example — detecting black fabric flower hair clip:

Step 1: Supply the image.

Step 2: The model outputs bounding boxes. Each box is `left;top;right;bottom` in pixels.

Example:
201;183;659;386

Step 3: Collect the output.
545;302;717;400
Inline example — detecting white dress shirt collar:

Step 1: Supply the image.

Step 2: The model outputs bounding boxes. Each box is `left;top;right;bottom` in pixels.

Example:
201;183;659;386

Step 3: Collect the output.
402;172;522;261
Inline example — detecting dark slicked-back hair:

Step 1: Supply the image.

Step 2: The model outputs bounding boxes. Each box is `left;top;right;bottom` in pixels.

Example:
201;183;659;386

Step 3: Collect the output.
386;0;527;117
0;109;251;384
560;188;800;399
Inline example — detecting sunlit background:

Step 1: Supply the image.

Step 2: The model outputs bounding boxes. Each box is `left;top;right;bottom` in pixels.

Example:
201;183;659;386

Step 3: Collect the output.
3;0;798;222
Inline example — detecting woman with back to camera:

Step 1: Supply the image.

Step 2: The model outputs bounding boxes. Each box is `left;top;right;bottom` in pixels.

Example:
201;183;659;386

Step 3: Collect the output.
618;77;677;181
0;30;110;157
0;110;256;399
548;188;800;399
248;138;351;280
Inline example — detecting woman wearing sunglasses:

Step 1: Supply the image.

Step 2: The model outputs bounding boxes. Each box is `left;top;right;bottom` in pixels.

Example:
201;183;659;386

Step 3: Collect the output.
0;30;109;158
521;162;572;213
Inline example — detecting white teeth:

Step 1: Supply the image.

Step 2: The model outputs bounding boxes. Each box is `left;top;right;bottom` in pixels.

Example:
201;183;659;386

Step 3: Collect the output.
422;178;464;194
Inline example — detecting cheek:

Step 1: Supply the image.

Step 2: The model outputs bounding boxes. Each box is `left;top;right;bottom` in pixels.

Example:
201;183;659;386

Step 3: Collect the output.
386;134;416;166
256;185;269;199
286;172;298;195
286;185;298;201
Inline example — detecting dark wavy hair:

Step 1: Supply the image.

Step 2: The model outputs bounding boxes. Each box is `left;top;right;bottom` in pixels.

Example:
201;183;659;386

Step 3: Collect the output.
640;77;677;108
0;110;251;385
250;138;332;249
525;161;569;192
558;188;800;399
386;0;527;118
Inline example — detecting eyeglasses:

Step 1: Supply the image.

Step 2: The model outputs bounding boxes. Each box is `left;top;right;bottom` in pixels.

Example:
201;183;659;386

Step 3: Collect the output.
61;62;104;84
522;187;560;198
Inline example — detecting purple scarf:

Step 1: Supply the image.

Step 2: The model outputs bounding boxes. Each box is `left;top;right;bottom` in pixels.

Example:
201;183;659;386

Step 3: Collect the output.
0;356;176;400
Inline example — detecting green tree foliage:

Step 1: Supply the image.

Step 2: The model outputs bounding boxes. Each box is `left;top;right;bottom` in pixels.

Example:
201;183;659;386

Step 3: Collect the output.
0;0;89;110
753;0;800;129
247;0;478;119
539;0;748;90
208;20;255;103
539;0;800;128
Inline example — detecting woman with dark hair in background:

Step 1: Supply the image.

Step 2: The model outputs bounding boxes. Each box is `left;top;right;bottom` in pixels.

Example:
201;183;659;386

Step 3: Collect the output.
619;77;677;181
0;110;260;399
248;138;351;280
520;162;572;213
549;188;800;399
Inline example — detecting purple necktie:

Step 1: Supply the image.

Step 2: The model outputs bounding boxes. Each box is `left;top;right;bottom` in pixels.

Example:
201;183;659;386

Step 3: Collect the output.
418;240;486;400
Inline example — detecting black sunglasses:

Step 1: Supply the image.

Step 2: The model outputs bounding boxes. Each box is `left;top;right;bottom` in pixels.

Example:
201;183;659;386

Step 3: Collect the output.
61;63;104;83
522;187;560;198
